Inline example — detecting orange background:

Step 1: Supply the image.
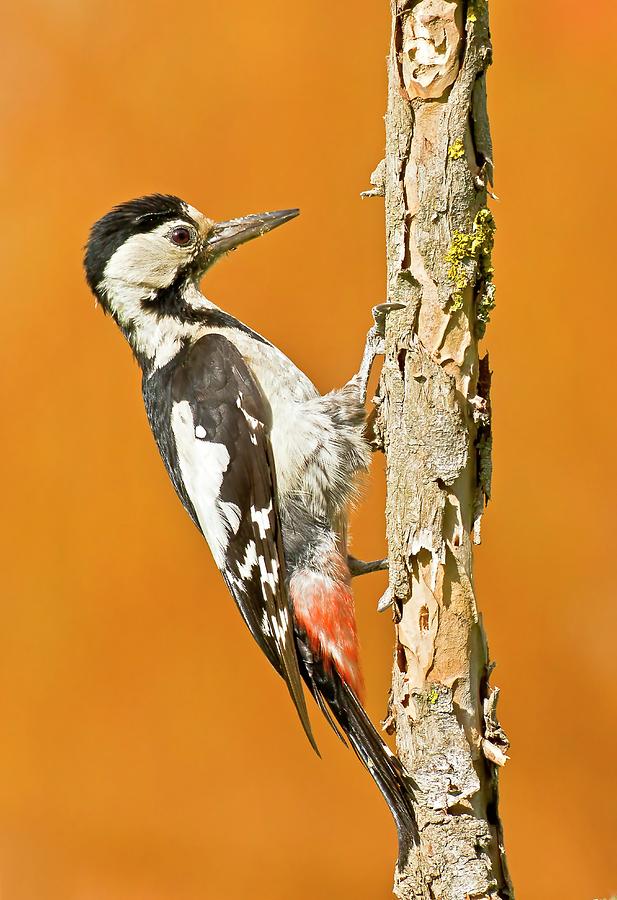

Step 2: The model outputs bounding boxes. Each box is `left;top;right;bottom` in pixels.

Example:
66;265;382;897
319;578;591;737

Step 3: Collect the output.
2;2;616;898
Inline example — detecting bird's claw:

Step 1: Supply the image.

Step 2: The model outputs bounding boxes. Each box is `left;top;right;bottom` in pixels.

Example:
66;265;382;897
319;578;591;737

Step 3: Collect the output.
371;302;406;338
377;586;395;613
350;303;407;404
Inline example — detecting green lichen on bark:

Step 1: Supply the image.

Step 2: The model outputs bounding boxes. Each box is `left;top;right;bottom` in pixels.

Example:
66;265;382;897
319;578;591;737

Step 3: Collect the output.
445;207;496;335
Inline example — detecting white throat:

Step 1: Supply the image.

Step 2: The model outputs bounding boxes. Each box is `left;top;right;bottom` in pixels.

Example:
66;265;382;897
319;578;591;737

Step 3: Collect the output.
101;278;214;371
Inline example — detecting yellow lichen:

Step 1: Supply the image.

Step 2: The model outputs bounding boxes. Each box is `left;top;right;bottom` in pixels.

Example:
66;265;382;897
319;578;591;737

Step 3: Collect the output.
445;208;496;334
467;0;482;23
448;139;465;160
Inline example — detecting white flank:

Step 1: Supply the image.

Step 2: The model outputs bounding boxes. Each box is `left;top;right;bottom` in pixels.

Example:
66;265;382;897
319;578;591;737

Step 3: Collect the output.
171;400;231;566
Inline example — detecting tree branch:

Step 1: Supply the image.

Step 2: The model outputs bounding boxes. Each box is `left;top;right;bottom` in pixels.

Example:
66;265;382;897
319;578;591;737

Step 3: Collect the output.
372;1;514;895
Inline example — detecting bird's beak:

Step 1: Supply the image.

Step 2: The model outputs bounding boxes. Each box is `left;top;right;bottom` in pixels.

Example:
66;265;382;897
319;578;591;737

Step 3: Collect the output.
205;209;300;256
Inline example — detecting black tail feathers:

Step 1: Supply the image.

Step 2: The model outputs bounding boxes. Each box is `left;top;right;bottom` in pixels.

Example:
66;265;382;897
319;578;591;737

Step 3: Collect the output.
308;668;417;861
295;630;417;862
334;680;418;864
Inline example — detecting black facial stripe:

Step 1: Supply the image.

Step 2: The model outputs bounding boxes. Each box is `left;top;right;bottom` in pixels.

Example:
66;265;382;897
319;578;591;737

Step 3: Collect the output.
141;266;203;319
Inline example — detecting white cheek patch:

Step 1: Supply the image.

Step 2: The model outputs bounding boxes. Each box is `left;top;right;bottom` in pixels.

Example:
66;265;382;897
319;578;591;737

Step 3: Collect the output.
171;400;232;566
100;222;207;368
103;225;187;295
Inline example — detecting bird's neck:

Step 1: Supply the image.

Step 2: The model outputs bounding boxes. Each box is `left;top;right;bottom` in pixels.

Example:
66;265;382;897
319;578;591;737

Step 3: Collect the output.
106;278;217;374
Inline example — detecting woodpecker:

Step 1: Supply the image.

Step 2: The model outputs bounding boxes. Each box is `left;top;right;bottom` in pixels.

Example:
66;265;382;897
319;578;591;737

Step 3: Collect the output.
84;194;416;858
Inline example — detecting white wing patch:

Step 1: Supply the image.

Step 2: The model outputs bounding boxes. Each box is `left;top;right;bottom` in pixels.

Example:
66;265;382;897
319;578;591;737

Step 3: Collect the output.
172;387;292;662
171;400;231;566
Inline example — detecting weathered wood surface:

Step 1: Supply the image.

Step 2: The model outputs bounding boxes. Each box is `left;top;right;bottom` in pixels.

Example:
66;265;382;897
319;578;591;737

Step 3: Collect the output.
369;1;514;896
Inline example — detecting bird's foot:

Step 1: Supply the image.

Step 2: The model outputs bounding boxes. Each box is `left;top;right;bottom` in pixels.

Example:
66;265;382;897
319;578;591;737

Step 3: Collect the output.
376;585;399;617
349;303;406;404
371;302;406;338
348;555;388;577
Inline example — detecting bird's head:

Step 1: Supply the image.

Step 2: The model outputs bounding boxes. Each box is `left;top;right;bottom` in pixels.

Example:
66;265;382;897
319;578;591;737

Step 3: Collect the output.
84;193;298;332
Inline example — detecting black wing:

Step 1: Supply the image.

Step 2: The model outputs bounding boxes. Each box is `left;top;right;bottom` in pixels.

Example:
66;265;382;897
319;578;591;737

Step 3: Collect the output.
167;332;317;753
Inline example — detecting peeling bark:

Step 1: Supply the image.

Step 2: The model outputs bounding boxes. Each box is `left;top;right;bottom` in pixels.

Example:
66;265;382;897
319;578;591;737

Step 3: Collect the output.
371;1;514;896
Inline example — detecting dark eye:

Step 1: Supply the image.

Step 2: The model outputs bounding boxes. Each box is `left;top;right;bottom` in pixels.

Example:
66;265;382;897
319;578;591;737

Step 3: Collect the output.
170;226;193;247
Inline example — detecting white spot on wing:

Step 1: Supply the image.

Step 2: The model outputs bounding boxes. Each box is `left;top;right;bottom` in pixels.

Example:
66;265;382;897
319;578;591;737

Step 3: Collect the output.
261;609;272;636
237;540;258;579
258;555;279;593
250;502;273;539
270;606;289;647
195;424;207;439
